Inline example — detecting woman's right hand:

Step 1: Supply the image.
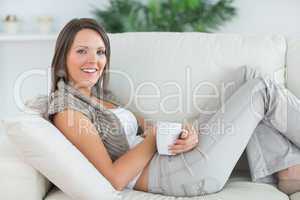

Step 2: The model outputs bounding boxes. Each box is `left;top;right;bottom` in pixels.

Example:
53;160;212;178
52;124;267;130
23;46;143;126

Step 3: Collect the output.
144;124;157;139
143;124;157;150
140;120;156;138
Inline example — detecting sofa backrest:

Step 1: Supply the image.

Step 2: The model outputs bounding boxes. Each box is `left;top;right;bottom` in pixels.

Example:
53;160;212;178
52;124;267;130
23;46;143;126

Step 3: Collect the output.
108;32;287;122
0;32;287;122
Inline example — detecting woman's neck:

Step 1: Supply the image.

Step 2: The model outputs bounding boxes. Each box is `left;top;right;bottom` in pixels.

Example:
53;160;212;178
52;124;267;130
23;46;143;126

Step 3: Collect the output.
68;80;92;98
78;87;92;97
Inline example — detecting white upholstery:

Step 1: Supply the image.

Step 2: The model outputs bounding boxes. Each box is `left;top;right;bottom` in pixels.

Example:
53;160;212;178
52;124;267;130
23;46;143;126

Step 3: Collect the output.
291;192;300;200
45;175;289;200
3;115;120;200
0;122;52;200
1;32;298;200
108;33;286;122
286;37;300;98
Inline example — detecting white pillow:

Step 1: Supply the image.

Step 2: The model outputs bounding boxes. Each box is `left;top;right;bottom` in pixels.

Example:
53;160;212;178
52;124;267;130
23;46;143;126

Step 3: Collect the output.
3;114;122;200
0;121;52;200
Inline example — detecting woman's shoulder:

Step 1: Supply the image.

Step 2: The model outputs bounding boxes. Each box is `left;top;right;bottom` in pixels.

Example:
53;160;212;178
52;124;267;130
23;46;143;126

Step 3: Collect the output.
48;90;92;120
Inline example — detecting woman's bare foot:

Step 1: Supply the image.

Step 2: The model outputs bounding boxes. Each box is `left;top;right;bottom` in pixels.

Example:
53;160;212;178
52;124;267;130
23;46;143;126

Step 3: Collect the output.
277;165;300;195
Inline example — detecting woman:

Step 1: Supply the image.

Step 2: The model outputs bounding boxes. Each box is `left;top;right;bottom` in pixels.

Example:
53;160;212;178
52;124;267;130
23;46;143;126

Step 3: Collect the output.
48;18;300;197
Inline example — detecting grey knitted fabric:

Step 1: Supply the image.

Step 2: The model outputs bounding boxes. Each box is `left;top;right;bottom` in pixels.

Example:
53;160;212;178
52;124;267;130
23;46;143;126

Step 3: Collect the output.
48;79;130;161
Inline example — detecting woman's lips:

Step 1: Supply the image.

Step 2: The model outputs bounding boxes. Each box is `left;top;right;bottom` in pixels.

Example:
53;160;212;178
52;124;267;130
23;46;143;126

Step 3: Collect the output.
80;67;98;73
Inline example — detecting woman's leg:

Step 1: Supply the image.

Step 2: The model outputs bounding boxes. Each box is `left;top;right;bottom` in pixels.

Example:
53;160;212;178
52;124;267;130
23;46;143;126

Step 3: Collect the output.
246;122;300;184
153;76;300;197
210;66;300;187
223;66;300;188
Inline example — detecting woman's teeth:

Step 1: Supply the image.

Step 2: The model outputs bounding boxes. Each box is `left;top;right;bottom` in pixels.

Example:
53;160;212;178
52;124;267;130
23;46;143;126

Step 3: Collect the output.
81;68;97;73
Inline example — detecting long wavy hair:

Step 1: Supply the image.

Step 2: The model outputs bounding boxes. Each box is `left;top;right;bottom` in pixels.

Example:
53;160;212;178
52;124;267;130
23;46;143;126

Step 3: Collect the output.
50;18;111;99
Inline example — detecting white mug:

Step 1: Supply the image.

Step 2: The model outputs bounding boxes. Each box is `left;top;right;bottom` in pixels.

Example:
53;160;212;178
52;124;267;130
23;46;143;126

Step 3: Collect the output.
156;121;182;155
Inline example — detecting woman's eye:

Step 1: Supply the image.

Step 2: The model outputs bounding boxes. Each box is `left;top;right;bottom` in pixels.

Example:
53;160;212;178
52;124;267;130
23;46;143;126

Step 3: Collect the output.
97;50;105;55
77;49;86;54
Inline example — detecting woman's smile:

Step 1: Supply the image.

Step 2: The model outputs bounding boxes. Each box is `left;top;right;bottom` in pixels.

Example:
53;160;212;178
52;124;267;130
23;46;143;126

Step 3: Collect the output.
66;28;107;92
80;66;100;77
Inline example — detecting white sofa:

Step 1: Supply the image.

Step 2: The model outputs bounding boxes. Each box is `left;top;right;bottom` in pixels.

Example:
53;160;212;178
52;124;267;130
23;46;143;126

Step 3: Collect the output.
1;32;300;200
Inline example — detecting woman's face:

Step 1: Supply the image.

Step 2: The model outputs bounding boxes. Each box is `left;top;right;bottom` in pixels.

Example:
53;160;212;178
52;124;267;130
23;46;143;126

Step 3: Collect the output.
66;28;107;93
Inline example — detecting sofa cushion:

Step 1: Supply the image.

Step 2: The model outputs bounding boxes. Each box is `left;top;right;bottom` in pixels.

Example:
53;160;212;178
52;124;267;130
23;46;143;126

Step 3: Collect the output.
107;32;287;122
291;192;300;200
3;114;121;200
0;121;52;200
107;32;286;173
45;177;289;200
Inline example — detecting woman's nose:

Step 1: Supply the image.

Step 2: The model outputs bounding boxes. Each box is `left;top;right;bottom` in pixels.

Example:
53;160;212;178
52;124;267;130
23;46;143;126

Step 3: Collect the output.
87;51;97;62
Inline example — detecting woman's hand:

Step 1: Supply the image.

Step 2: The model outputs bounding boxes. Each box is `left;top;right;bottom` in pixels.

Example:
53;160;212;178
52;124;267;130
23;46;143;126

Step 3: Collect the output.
168;123;198;155
140;120;156;138
143;124;158;150
144;123;157;138
133;112;154;138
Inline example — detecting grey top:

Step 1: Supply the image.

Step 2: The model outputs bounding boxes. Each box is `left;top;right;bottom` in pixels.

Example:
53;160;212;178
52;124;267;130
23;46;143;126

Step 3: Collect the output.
48;79;131;161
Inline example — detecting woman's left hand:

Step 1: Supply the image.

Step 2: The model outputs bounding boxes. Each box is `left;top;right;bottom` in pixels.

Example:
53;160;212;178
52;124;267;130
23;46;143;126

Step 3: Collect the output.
168;123;198;155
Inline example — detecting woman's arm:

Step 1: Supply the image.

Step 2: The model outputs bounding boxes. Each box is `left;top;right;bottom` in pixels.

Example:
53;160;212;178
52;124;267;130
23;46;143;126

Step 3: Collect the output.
53;109;157;191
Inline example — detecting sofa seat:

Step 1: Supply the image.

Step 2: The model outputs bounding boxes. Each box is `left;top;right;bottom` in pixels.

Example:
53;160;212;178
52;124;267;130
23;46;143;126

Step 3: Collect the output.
45;172;289;200
291;193;300;200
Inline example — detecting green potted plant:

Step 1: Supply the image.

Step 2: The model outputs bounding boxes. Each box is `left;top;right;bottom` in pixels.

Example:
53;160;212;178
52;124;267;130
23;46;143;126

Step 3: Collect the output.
92;0;236;33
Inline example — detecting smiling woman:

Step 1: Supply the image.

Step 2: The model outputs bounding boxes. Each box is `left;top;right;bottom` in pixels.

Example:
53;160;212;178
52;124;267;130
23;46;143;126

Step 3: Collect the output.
46;18;300;198
47;18;161;192
47;18;198;194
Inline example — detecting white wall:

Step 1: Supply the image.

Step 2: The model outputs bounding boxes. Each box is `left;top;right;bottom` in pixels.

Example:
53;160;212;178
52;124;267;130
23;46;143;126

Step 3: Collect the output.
0;41;55;119
0;0;108;33
218;0;300;37
1;0;300;36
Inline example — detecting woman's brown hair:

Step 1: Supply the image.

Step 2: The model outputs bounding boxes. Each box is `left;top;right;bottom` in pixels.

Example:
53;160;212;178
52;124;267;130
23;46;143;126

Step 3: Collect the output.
50;18;111;99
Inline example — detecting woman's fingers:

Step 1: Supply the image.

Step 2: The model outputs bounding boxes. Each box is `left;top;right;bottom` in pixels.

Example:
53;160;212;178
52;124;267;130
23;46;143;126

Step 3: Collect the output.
169;139;191;154
169;142;193;154
169;123;199;155
180;129;189;139
174;139;186;145
179;124;189;137
169;144;187;154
